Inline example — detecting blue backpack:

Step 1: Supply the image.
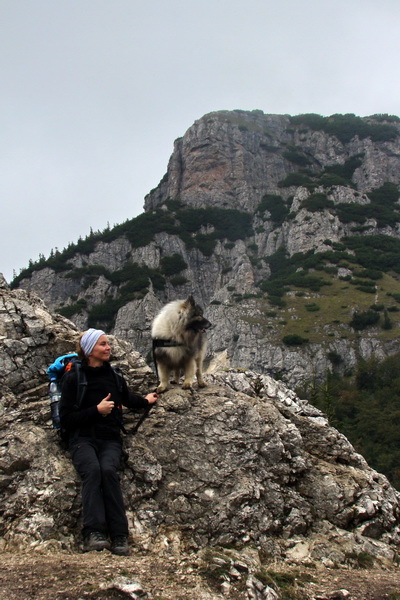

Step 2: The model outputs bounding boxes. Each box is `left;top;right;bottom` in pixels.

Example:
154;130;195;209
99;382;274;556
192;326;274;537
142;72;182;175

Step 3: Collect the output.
46;353;124;431
46;353;80;430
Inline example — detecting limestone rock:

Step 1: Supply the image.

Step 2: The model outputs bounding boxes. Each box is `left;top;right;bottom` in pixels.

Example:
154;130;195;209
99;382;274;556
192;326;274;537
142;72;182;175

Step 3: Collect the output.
1;281;400;569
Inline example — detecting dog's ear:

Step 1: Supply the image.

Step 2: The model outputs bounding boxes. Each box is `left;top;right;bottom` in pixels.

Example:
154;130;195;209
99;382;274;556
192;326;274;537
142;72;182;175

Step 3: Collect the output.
187;295;195;307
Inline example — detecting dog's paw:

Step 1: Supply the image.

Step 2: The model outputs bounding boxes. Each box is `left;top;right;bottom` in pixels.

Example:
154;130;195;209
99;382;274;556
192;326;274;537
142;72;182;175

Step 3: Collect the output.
156;384;168;393
181;382;193;390
197;380;207;388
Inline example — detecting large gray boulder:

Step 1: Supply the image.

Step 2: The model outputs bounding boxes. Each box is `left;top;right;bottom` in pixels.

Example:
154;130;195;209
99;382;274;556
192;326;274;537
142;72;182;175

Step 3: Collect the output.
1;279;399;568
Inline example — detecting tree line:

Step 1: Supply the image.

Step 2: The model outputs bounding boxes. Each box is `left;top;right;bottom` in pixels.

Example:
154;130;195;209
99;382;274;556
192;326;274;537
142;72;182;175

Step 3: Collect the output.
297;353;400;490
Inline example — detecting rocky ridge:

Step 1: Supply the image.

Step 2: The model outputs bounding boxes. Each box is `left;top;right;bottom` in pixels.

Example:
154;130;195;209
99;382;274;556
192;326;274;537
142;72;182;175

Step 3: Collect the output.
14;110;400;387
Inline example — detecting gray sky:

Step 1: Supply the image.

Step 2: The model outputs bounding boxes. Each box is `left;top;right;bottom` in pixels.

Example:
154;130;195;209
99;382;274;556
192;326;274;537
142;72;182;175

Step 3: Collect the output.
1;0;400;282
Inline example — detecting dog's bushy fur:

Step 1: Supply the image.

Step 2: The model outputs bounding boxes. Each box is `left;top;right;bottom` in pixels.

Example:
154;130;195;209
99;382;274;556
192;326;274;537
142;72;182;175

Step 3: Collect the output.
151;296;211;393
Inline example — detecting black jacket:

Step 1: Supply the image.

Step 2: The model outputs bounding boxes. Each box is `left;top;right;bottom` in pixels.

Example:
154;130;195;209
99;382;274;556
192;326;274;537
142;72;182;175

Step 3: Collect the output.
59;361;149;440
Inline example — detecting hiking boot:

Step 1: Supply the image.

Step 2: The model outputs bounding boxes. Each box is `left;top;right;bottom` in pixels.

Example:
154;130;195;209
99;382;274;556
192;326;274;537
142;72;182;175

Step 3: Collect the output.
111;535;129;556
83;531;111;552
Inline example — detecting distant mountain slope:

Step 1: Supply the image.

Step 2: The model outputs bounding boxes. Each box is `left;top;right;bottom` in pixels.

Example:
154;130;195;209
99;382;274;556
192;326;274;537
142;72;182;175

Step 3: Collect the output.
13;110;400;386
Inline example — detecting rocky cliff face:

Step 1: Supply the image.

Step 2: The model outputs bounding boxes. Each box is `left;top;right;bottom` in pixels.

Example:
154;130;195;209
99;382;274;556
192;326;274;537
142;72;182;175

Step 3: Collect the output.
1;276;400;571
15;110;400;387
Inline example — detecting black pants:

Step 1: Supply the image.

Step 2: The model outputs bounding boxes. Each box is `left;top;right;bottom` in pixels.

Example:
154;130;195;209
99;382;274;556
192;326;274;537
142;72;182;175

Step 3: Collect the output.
70;437;128;539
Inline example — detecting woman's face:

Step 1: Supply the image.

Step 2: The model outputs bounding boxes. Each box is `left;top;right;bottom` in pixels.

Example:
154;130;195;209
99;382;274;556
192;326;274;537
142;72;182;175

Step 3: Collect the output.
89;334;111;365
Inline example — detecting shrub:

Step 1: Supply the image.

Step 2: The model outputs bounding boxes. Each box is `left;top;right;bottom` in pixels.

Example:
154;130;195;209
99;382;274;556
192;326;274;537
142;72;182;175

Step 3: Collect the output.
382;309;393;330
327;351;343;365
87;297;125;329
58;299;88;319
318;173;350;187
305;303;320;312
278;172;313;188
112;211;177;247
335;203;367;223
177;207;253;241
354;269;383;280
301;193;335;212
282;334;309;346
282;148;311;166
160;253;187;276
324;154;364;181
170;275;188;287
65;265;112;288
349;310;380;330
290;113;398;143
269;296;286;308
369;113;400;122
370;304;384;311
194;234;217;256
343;235;400;273
257;194;288;225
368;182;399;206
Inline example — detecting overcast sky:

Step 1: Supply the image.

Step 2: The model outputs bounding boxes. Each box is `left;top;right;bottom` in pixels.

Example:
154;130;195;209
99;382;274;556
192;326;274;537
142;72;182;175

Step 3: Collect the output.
1;0;400;282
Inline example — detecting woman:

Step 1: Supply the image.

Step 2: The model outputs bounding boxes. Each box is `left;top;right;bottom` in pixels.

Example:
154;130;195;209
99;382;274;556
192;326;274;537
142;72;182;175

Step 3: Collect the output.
59;328;157;555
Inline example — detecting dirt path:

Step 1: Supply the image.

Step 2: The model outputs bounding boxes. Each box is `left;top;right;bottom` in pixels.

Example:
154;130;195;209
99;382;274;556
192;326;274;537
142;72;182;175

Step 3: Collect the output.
0;551;399;599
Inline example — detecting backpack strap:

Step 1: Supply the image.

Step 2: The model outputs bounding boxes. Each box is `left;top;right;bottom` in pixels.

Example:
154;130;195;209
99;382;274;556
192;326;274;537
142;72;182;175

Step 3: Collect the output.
110;366;126;432
111;366;124;394
72;360;88;409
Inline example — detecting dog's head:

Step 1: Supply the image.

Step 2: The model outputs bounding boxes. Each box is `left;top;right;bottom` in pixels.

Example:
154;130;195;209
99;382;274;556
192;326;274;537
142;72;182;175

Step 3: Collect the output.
183;295;212;333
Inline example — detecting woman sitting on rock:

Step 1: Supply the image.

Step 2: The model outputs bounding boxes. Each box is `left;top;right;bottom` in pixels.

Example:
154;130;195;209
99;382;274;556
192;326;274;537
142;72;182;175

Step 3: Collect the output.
60;328;157;555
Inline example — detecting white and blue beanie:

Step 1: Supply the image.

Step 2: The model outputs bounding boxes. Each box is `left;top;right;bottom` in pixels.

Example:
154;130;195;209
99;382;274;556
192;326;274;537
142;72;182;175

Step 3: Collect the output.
80;328;106;356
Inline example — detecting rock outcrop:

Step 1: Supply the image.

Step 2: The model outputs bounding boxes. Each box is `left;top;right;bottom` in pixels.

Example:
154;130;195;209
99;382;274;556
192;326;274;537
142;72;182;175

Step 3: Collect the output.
1;277;400;569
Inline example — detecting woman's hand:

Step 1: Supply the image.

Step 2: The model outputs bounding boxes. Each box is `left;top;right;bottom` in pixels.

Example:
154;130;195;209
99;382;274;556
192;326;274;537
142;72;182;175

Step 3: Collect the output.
145;392;158;405
97;393;114;416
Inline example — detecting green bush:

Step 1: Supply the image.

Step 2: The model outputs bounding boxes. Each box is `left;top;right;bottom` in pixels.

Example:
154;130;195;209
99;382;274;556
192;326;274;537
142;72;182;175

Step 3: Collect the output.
370;304;384;311
160;253;187;276
369;113;400;122
282;148;311;166
282;334;309;346
382;309;393;330
58;298;88;319
327;351;343;365
257;194;288;225
177;207;253;241
349;310;380;330
110;211;177;247
335;203;367;224
194;234;217;256
318;173;350;187
290;113;398;143
301;193;335;212
87;297;125;329
65;265;112;288
324;154;364;181
305;303;320;312
342;235;400;273
170;275;188;287
278;172;313;188
368;182;399;205
354;269;383;280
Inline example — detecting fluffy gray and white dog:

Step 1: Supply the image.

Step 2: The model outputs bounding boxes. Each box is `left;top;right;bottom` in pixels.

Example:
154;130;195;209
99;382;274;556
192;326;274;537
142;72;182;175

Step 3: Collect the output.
151;296;212;393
